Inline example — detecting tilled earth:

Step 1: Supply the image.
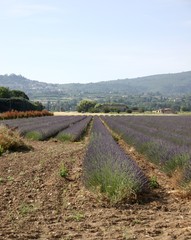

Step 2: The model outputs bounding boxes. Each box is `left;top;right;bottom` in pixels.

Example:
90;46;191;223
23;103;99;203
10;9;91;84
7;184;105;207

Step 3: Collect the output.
0;137;191;240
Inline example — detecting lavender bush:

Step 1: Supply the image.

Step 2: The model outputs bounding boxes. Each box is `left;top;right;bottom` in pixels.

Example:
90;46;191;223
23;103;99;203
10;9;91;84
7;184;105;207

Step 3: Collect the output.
57;116;92;141
83;117;148;203
181;159;191;188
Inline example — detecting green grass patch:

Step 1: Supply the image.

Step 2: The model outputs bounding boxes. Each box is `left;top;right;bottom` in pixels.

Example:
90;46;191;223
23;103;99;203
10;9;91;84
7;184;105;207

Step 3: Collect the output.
68;211;85;222
7;176;14;182
59;162;68;178
57;133;74;142
25;131;42;140
19;203;36;215
149;176;159;189
0;146;4;156
85;162;140;204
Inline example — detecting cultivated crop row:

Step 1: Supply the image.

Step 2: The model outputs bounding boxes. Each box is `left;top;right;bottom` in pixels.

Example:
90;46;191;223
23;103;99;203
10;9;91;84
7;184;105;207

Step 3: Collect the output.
57;116;92;141
83;116;148;203
101;115;191;187
1;115;88;141
2;114;190;197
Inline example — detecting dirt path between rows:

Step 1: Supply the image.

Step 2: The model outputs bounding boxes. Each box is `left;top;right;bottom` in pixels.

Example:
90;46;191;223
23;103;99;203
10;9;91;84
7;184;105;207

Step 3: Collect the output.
0;137;191;240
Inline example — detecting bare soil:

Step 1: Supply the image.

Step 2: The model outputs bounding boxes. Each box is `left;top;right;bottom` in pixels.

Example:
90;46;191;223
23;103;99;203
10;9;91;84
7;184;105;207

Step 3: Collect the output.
0;136;191;240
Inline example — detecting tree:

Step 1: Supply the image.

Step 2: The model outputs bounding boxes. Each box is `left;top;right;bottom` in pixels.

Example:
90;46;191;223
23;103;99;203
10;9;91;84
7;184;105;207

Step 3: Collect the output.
77;100;97;112
103;107;110;113
0;87;11;98
34;101;44;111
11;90;29;100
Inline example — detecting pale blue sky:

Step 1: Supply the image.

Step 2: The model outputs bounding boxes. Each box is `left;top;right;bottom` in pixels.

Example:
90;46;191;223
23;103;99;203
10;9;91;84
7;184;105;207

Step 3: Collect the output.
0;0;191;83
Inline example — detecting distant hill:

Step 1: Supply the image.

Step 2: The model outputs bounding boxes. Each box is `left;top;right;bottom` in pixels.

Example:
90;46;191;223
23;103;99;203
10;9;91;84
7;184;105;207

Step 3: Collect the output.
0;71;191;100
79;71;191;96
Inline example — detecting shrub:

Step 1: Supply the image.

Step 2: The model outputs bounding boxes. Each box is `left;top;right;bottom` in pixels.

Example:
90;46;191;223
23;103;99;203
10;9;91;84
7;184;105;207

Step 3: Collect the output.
126;109;132;113
57;134;73;142
25;131;43;141
0;125;30;153
0;110;53;120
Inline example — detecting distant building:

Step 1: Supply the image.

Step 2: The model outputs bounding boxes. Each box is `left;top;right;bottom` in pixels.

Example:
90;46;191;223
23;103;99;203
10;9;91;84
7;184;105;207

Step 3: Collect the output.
155;108;176;114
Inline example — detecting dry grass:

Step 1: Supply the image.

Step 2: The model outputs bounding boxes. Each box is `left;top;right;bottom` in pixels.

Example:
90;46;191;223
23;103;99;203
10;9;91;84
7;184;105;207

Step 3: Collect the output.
0;125;31;153
53;111;182;116
53;111;105;116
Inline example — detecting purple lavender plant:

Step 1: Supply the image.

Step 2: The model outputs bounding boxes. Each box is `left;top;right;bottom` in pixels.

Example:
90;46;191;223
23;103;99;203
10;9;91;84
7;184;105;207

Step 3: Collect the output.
57;116;92;141
83;117;149;203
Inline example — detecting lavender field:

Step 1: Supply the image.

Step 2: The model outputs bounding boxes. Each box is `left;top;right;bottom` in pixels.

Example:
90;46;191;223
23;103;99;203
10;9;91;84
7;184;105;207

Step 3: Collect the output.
1;114;191;191
2;115;191;240
1;115;87;140
101;115;191;187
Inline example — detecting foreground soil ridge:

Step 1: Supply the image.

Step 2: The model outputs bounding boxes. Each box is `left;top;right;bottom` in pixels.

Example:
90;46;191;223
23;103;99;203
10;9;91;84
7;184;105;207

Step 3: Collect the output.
0;137;191;239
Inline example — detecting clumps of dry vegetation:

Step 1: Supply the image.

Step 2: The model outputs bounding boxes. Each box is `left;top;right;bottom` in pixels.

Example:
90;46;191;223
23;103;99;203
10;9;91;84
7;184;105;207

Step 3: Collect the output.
0;125;31;155
0;110;53;120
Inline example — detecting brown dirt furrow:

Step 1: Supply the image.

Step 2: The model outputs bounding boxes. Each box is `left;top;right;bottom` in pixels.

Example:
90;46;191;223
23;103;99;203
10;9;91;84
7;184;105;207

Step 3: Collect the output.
0;138;191;240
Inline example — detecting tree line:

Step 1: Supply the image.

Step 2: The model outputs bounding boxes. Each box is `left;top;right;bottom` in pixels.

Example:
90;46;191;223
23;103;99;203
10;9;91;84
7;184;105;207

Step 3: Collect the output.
0;87;44;113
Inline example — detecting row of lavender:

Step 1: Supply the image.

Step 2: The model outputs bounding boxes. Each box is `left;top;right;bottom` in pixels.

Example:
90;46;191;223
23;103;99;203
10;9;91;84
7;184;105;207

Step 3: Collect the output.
1;116;92;141
57;116;92;141
101;115;191;187
83;116;148;203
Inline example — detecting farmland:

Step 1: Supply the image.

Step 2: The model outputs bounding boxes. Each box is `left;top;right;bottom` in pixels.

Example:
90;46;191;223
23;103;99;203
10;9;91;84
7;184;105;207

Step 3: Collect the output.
101;115;191;185
0;115;191;239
